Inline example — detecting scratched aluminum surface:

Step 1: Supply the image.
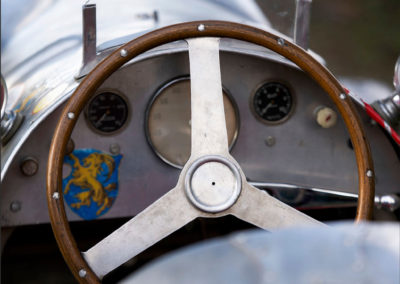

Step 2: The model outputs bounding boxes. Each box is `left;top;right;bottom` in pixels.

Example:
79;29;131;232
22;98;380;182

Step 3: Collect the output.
1;1;399;227
2;49;400;227
0;0;270;179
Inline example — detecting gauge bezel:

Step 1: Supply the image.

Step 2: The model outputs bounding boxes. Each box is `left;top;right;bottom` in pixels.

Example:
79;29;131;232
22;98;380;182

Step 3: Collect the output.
250;80;296;125
84;89;130;135
145;76;240;169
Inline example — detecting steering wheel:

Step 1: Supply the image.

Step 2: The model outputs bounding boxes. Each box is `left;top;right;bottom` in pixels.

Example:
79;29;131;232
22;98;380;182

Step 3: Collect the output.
47;21;375;283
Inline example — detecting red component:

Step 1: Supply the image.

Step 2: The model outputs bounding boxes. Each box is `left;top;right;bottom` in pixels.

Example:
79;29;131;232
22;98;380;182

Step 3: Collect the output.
364;101;400;145
343;87;400;146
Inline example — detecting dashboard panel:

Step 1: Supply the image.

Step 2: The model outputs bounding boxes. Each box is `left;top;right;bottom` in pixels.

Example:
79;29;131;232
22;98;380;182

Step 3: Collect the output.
1;47;400;227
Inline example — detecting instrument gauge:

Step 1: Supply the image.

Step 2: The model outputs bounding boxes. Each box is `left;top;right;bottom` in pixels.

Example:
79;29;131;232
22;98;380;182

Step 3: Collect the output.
146;78;239;168
252;82;294;124
85;91;129;134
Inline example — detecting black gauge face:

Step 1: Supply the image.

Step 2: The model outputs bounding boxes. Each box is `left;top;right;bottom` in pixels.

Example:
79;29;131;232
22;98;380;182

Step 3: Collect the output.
253;82;293;123
86;92;128;133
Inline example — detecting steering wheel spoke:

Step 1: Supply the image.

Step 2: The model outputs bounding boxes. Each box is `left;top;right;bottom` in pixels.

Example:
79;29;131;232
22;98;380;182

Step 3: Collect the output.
231;182;323;230
187;37;229;159
83;185;199;279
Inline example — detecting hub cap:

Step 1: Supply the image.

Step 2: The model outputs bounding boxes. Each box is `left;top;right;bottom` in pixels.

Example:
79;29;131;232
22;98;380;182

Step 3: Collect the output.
185;155;242;212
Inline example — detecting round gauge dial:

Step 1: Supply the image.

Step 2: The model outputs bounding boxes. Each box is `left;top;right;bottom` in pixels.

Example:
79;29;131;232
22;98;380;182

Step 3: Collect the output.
86;92;128;134
147;78;238;168
252;82;294;123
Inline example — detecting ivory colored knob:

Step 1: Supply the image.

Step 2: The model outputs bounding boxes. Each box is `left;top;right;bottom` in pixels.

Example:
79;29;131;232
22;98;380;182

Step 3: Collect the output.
316;107;337;128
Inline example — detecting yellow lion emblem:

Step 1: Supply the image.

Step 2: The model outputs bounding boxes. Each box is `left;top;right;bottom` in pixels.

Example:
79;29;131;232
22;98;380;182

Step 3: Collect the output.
64;152;117;216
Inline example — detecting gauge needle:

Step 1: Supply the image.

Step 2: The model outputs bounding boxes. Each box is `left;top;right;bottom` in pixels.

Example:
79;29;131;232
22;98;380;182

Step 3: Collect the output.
261;102;273;115
95;112;107;127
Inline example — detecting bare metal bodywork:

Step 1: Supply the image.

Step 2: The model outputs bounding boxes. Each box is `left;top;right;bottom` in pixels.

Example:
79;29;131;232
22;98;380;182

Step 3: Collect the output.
1;0;399;282
1;0;270;179
1;0;399;227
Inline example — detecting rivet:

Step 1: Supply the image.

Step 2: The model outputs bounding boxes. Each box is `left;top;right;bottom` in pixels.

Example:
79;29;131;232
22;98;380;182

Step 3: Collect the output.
52;192;60;200
339;93;346;100
277;38;285;46
10;201;21;212
109;143;120;155
265;136;276;147
366;170;373;178
120;49;128;57
197;24;205;31
67;112;75;119
20;156;39;176
79;269;87;278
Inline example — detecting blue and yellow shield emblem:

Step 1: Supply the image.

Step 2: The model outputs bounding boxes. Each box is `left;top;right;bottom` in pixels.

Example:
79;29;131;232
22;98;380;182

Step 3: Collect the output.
62;149;122;220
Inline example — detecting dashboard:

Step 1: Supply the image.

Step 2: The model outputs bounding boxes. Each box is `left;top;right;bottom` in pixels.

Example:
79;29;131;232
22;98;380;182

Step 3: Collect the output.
1;42;400;227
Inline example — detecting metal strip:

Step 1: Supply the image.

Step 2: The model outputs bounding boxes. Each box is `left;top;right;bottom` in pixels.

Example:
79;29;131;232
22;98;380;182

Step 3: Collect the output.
294;0;312;50
231;182;323;230
83;186;198;278
187;37;229;159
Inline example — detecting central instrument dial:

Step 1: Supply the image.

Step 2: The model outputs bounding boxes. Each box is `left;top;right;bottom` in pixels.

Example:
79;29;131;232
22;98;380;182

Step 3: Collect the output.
146;78;239;168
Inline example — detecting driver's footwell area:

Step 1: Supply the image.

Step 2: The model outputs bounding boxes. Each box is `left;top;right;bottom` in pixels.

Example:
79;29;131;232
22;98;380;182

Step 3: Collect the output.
1;207;357;283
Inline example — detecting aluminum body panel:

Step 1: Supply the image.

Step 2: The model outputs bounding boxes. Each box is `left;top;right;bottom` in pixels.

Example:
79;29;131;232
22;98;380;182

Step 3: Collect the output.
1;0;269;73
1;50;399;227
0;37;318;180
0;0;270;180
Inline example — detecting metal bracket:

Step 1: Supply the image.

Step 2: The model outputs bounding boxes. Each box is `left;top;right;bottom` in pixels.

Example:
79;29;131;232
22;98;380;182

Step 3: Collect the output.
294;0;312;50
75;3;97;80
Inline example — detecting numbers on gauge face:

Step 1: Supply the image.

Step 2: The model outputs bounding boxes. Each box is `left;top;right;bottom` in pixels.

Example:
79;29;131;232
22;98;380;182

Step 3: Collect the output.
253;82;294;123
86;92;129;134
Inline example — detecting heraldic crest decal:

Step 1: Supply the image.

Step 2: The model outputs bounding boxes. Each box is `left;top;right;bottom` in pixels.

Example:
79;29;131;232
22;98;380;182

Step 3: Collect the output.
62;149;122;220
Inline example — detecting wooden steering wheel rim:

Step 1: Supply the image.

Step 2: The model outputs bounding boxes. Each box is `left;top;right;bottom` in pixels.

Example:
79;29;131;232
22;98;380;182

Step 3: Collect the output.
47;21;375;283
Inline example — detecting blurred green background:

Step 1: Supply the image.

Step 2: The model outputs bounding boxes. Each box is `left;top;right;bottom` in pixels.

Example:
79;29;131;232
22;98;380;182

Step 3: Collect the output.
258;0;400;86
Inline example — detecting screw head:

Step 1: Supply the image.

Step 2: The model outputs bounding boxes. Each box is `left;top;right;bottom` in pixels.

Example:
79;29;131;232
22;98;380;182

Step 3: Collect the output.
277;38;285;46
366;170;373;178
52;192;60;200
120;49;128;57
265;136;276;147
78;269;87;278
10;201;21;212
67;112;75;119
20;157;39;176
339;93;346;100
109;143;120;155
197;24;205;31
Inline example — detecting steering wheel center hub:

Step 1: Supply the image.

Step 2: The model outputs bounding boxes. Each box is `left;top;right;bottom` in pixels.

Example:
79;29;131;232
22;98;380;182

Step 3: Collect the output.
184;155;242;213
